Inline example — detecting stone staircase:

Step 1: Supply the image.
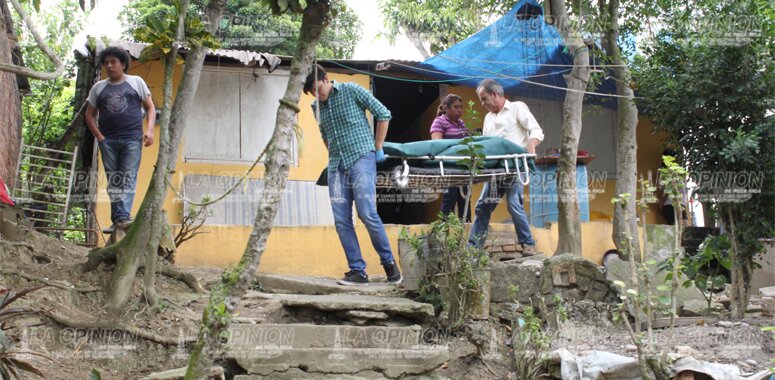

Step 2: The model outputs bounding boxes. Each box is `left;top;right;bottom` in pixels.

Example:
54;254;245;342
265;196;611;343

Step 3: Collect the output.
226;274;450;379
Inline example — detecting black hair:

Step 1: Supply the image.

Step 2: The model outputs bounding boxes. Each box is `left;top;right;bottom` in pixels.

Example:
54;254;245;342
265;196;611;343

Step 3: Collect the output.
437;94;463;116
98;46;130;73
303;64;326;94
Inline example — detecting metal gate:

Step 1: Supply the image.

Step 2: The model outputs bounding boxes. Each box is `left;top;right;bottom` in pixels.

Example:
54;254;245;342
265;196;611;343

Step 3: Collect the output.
12;142;78;228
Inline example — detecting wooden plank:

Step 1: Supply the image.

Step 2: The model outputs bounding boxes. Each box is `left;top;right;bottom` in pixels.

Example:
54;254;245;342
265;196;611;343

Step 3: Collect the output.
639;316;719;330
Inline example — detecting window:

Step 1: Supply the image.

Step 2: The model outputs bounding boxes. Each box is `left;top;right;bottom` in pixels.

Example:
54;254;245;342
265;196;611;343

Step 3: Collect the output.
184;67;296;163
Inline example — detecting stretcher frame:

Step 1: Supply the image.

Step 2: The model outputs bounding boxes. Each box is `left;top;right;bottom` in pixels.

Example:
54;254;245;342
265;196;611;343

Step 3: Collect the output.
379;153;536;189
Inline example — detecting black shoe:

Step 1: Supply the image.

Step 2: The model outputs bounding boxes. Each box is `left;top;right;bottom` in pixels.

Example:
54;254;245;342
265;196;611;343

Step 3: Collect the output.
337;270;369;286
383;262;402;285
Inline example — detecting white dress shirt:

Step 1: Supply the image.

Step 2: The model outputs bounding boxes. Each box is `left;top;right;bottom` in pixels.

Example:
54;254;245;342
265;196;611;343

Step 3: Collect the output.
482;100;544;149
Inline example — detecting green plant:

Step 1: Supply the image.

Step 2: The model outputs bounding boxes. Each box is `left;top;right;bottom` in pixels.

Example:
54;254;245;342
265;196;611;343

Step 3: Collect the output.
610;182;672;379
512;305;551;379
0;287;46;379
763;326;775;373
665;234;732;311
427;213;490;326
174;196;212;248
462;100;482;136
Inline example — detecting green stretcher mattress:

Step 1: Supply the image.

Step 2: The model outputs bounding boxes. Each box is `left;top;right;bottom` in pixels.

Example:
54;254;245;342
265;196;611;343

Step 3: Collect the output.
316;136;536;189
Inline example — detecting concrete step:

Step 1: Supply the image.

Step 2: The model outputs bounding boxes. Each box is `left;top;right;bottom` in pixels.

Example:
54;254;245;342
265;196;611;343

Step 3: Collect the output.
244;292;434;324
234;369;450;379
226;323;448;378
227;324;422;350
257;273;402;297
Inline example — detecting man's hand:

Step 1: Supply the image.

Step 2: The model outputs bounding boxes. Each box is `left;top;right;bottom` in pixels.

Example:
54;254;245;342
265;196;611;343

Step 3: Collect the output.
143;130;154;147
375;149;386;163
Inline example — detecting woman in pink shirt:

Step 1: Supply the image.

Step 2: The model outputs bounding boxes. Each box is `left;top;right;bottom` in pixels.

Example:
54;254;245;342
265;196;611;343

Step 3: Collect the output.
430;94;470;221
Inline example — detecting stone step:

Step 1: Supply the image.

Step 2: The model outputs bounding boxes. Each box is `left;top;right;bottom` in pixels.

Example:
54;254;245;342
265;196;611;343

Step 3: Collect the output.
225;323;448;378
257;273;402;297
227;324;423;350
231;346;448;378
234;369;450;379
244;292;435;323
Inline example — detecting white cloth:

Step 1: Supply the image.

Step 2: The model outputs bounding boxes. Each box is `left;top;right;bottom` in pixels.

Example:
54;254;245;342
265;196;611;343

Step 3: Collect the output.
482;100;543;149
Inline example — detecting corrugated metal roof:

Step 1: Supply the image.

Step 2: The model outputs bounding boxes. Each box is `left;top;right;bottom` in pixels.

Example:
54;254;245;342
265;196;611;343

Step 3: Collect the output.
84;40;281;72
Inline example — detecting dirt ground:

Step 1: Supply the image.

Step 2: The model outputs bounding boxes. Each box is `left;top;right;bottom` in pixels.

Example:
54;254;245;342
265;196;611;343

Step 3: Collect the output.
1;230;773;379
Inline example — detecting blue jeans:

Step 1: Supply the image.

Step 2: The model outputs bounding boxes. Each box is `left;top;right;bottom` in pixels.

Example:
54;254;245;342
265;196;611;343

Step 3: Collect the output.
328;151;395;272
468;178;535;247
441;186;470;222
99;137;142;224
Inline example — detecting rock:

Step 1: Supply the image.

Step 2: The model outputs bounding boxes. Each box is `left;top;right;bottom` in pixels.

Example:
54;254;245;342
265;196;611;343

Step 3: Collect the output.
140;366;224;380
746;303;763;313
718;321;734;328
624;344;637;352
736;360;753;370
674;345;700;357
607;257;707;315
761;296;775;316
244;292;434;323
337;310;390;321
759;286;775;298
745;359;757;366
256;274;398;296
490;261;541;303
681;299;723;317
541;254;612;302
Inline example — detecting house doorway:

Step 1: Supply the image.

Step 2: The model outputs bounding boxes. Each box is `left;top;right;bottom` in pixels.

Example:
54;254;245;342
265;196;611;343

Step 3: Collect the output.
372;77;440;225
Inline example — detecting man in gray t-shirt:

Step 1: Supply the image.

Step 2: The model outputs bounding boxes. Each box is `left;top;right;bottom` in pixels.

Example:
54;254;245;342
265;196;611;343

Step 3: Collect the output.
85;46;156;230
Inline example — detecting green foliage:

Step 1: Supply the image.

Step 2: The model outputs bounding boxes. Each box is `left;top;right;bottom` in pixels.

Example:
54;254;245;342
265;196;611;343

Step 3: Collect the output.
635;0;775;264
378;0;517;56
132;0;220;64
764;326;775;373
462;100;481;136
429;213;490;326
121;0;362;59
512;305;550;379
661;234;731;309
14;0;84;149
89;369;102;380
455;137;486;176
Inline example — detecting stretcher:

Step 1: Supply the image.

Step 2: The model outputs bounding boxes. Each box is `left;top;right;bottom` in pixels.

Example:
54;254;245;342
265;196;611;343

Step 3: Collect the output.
378;136;536;189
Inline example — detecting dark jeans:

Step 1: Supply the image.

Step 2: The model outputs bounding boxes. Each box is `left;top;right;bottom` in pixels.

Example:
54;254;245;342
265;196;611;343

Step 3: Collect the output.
99;137;142;224
441;186;470;222
468;179;534;247
328;151;395;272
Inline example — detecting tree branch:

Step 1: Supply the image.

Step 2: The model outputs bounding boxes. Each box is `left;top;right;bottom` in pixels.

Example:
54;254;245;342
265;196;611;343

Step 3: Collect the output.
156;265;203;293
0;269;100;292
1;0;65;80
81;245;119;273
41;309;193;346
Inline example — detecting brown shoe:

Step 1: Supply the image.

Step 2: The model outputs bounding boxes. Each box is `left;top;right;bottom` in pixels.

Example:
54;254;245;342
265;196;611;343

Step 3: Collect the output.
520;244;537;256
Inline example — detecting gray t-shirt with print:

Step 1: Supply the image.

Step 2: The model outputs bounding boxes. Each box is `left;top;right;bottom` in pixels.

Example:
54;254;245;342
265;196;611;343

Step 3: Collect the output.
87;75;151;139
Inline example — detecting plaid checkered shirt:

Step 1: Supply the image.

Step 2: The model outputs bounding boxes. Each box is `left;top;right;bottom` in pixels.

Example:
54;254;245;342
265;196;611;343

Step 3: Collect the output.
312;81;392;171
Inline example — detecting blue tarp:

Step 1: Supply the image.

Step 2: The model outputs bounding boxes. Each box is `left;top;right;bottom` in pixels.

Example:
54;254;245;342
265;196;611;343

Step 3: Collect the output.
415;0;617;105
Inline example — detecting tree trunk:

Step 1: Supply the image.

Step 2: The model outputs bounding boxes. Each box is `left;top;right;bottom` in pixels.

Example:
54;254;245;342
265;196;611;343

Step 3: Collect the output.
88;0;226;313
183;2;330;378
406;26;431;60
548;0;589;256
0;0;22;189
602;0;641;259
725;207;751;319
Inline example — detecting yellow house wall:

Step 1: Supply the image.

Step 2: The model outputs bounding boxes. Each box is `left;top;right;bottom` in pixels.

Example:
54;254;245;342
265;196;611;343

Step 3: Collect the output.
94;64;663;277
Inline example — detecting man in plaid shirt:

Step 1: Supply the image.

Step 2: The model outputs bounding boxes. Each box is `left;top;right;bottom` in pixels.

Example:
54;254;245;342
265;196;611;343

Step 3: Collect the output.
304;64;402;286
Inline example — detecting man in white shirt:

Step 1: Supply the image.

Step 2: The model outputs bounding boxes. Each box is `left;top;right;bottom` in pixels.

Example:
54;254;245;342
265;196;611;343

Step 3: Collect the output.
468;79;543;255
